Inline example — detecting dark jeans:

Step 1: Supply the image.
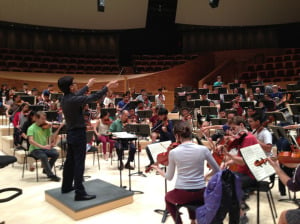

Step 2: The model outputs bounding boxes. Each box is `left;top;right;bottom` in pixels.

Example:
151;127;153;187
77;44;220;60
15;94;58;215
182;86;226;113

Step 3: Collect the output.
115;140;136;163
234;172;257;200
30;148;59;177
62;128;87;196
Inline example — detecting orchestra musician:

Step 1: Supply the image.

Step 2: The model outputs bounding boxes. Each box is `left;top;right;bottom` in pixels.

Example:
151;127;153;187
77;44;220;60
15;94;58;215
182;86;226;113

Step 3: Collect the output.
116;94;130;112
145;108;175;168
93;111;115;160
268;159;300;224
248;113;273;156
27;111;63;182
108;110;136;170
151;121;220;224
58;76;118;201
220;116;259;222
155;88;165;108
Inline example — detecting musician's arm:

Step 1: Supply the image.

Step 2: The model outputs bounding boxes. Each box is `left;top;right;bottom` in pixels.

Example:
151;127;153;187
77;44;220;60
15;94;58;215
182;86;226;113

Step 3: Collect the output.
258;140;272;153
165;152;175;181
206;148;220;173
268;158;291;186
224;153;245;166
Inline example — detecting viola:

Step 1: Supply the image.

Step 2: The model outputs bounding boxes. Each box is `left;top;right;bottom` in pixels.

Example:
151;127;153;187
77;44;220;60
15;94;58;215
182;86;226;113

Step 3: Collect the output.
278;151;300;164
145;142;180;173
39;122;61;129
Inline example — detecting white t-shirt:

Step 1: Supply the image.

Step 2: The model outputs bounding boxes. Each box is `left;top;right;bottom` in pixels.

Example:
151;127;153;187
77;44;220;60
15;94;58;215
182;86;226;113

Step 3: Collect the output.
254;128;273;156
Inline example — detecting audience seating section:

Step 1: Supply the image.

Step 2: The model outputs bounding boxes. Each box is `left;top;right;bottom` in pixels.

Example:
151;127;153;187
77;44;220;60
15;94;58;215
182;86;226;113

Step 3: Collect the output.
240;48;300;83
0;48;120;74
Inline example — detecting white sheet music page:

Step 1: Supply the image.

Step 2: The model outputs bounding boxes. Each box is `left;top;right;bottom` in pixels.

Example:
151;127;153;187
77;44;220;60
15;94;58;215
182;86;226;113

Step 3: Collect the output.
112;132;137;139
240;144;275;181
147;141;171;161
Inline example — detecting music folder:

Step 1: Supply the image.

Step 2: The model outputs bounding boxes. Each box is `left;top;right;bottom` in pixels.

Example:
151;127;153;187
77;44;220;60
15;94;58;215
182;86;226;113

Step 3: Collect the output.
240;144;275;181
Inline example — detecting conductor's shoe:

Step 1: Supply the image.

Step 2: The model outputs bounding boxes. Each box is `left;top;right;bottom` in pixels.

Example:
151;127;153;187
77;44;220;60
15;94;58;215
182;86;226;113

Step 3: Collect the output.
74;194;96;201
125;163;134;170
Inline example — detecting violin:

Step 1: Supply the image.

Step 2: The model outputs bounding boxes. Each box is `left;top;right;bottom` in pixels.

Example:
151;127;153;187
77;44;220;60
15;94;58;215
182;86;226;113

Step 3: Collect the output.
103;118;112;125
253;116;274;135
145;142;180;173
39;122;61;129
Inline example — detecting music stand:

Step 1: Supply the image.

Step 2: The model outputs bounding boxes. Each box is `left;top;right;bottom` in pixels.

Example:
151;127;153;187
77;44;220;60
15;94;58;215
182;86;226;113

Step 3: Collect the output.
88;102;97;110
186;100;195;109
223;94;238;102
217;87;227;94
127;101;138;109
20;96;36;105
101;108;117;119
137;110;152;119
269;125;290;143
220;102;232;111
210;118;227;125
188;93;199;100
239;101;255;109
265;112;286;124
198;88;209;96
229;83;240;90
194;100;210;108
174;87;183;93
29;105;44;112
238;88;245;96
254;94;264;102
148;95;155;102
200;106;218;116
126;124;150;179
287;84;300;91
45;111;58;122
50;93;63;102
252;85;265;93
255;107;263;114
261;100;276;111
207;94;220;101
15;91;27;96
288;104;300;116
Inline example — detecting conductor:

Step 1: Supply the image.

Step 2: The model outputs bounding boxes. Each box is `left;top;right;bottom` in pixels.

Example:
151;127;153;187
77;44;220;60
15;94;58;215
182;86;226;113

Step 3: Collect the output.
58;76;118;201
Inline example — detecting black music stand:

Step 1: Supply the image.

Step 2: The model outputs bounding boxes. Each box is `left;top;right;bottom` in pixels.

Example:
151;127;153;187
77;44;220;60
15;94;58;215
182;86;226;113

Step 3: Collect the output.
207;93;220;101
148;95;155;102
114;97;123;105
198;88;209;96
188;93;199;100
45;111;58;122
220;102;232;111
223;94;238;102
210;118;227;125
88;102;98;110
50;93;63;102
29;105;44;112
101;108;117;119
128;101;138;109
126;124;150;178
229;83;240;90
217;87;227;94
254;94;264;102
20;96;36;105
200;106;218;116
194;100;209;108
239;101;255;109
288;104;300;123
137;110;152;120
265;112;286;124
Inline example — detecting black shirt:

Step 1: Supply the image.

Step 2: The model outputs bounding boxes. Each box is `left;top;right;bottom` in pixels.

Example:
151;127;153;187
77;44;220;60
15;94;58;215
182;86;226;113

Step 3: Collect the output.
61;85;108;131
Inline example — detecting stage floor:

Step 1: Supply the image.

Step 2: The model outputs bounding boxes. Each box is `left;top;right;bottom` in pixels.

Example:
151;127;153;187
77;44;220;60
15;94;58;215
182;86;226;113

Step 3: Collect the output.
45;179;134;220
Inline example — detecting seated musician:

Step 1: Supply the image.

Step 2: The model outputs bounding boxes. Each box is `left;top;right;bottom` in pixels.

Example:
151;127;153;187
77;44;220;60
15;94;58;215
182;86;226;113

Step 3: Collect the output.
231;99;243;116
248;113;273;156
116;94;130;112
220;116;259;222
108;110;136;170
151;121;220;224
268;158;300;224
12;103;30;149
128;108;139;123
37;91;52;111
145;108;175;168
27;111;62;182
93;111;114;161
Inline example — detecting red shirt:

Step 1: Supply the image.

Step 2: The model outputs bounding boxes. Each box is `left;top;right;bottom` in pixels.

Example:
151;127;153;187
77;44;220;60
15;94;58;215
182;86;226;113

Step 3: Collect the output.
236;132;258;178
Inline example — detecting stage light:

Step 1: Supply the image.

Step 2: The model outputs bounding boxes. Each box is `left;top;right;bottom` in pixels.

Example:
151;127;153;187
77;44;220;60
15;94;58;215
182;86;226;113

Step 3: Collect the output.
209;0;219;8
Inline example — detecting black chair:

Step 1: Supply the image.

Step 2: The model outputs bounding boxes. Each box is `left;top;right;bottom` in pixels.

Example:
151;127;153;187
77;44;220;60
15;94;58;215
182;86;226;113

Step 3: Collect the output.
255;175;277;224
175;201;203;224
21;146;57;182
0;155;22;203
86;130;100;170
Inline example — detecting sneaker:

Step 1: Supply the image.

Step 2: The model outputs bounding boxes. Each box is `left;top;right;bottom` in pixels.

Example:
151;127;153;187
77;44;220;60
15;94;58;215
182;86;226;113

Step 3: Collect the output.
239;215;249;224
49;175;61;182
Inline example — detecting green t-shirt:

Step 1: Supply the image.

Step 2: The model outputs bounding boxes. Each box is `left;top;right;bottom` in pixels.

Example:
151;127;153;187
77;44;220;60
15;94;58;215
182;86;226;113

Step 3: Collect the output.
109;119;123;132
27;123;51;152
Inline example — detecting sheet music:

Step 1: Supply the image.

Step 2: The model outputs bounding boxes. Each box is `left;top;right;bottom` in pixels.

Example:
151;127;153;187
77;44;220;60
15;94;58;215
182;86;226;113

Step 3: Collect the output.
112;132;137;139
147;141;171;161
240;144;275;181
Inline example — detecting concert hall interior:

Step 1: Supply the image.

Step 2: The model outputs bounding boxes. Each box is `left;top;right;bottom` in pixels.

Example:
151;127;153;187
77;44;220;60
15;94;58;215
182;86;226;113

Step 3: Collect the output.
1;1;300;224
